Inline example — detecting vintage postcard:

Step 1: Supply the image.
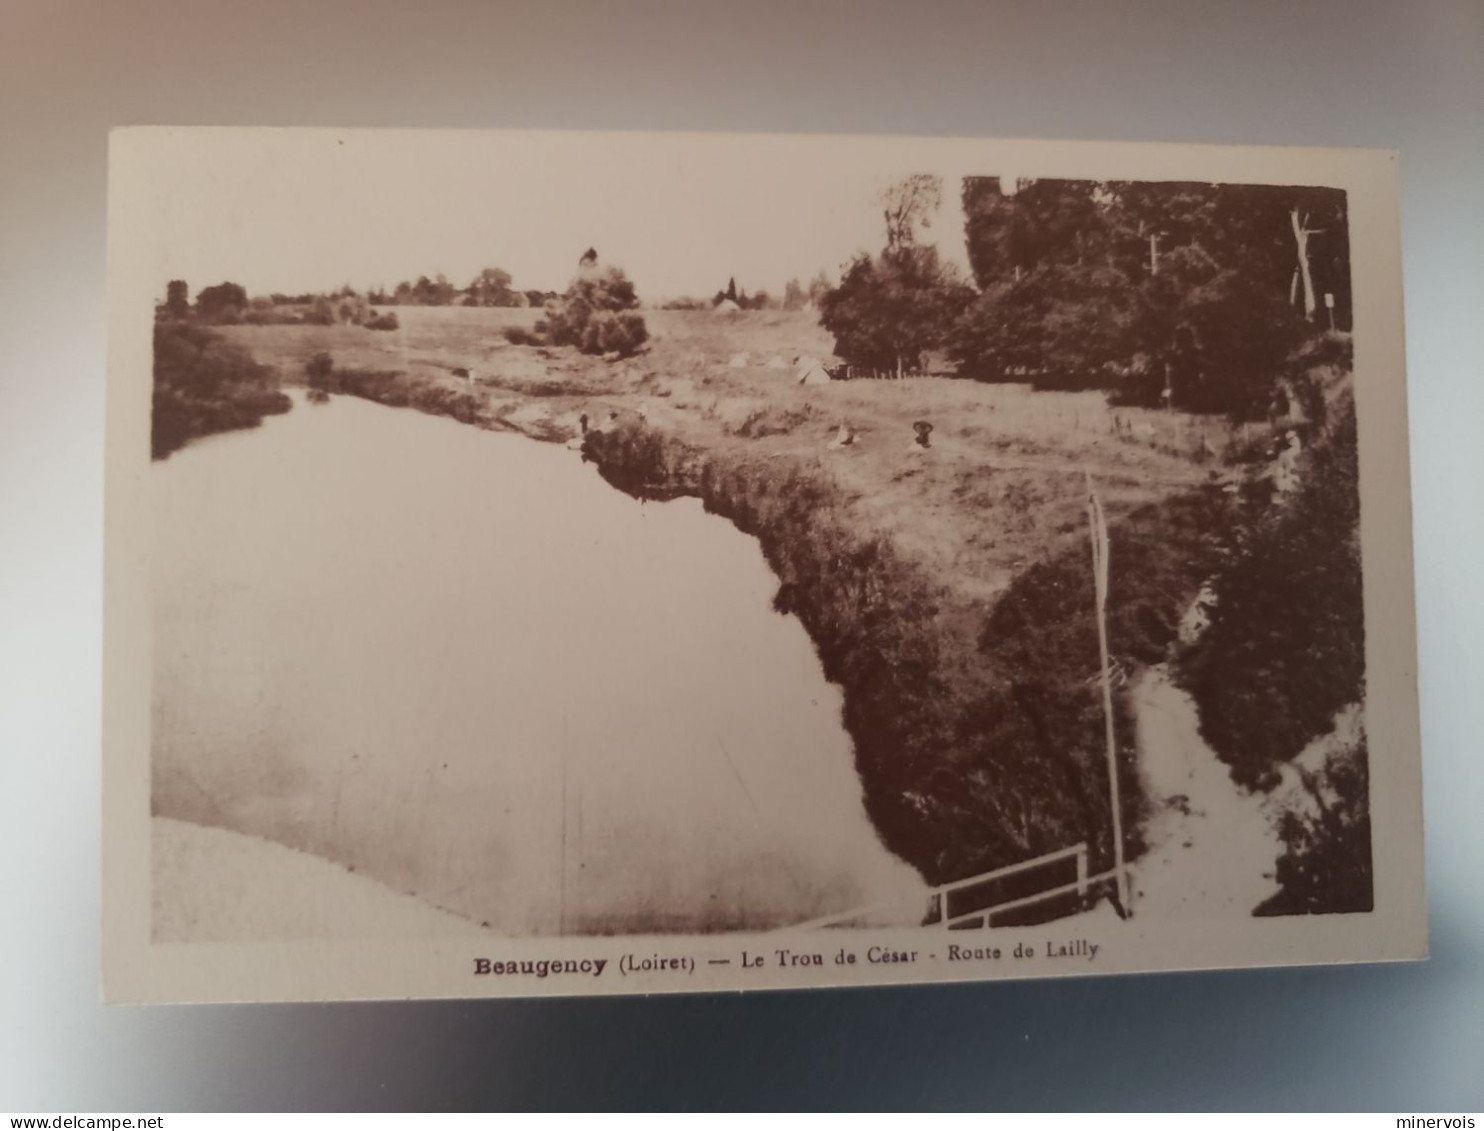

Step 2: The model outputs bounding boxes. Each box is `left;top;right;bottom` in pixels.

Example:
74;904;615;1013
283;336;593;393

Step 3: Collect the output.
103;128;1425;1004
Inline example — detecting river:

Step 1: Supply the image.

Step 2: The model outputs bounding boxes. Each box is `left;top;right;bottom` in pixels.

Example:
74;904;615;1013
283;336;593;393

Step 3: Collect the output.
151;392;925;937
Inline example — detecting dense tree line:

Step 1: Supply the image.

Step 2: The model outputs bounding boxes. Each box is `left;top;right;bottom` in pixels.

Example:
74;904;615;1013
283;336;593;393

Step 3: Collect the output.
819;175;1351;416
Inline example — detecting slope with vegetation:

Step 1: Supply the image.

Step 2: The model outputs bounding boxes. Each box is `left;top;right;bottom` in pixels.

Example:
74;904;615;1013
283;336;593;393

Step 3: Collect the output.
151;320;291;459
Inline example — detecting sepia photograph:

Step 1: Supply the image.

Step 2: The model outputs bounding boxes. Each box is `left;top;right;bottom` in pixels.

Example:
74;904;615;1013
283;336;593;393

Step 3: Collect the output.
102;128;1423;1002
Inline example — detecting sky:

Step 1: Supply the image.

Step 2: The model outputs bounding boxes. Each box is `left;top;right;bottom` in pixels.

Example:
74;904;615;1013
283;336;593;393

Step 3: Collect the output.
134;128;985;302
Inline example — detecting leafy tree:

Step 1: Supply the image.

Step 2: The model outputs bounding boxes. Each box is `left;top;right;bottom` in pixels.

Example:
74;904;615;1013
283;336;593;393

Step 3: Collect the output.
806;270;833;306
195;281;248;324
1257;738;1373;915
782;277;806;311
949;263;1136;388
818;176;972;374
820;246;972;375
725;277;737;303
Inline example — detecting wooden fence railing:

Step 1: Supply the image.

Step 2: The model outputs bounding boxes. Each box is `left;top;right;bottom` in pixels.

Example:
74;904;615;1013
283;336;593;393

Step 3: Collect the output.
786;842;1121;932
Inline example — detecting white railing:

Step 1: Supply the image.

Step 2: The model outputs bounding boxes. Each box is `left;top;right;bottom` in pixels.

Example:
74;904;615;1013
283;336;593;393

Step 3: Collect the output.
787;841;1120;932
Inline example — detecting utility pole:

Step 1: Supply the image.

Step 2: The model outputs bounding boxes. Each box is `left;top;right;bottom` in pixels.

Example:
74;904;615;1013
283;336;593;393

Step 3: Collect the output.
1087;481;1131;917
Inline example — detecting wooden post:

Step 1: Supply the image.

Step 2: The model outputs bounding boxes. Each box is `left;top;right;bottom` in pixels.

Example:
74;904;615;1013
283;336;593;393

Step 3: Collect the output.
1076;845;1088;896
1087;481;1131;917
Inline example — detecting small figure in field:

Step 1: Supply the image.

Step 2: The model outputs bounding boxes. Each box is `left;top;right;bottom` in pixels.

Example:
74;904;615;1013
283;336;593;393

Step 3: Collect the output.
579;412;589;435
911;421;934;449
828;421;857;449
637;402;649;423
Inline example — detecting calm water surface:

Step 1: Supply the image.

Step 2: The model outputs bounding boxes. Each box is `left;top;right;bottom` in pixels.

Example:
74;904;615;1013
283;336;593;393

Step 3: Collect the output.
152;393;924;935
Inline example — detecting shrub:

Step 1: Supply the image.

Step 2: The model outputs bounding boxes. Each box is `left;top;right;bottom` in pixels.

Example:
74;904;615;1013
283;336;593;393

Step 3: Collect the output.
152;321;290;458
365;311;400;331
541;263;649;357
306;352;334;385
1256;732;1373;915
1178;398;1364;785
579;310;648;356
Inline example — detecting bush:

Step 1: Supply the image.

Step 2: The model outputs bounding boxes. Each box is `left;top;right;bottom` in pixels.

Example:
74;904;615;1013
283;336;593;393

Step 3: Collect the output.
365;311;400;331
1256;732;1373;915
1178;398;1364;785
819;248;972;375
541;263;649;357
306;352;334;385
303;296;336;325
152;321;290;458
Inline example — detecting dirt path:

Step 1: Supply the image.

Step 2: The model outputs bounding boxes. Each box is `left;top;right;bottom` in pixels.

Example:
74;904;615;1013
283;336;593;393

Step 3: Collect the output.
1127;665;1282;919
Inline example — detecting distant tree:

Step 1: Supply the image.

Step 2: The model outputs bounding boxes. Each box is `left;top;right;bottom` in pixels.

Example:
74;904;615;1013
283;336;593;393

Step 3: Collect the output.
818;175;972;375
820;249;972;375
806;270;833;305
165;280;190;319
195;281;248;324
725;277;737;303
782;277;806;311
305;295;336;325
467;267;519;307
881;173;943;253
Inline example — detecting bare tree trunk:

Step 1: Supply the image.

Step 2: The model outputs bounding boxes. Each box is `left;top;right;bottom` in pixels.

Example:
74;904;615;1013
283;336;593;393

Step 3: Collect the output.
1290;208;1317;321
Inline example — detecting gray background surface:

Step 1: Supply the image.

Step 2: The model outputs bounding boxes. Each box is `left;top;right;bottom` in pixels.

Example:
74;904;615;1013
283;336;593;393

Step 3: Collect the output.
1;0;1479;1111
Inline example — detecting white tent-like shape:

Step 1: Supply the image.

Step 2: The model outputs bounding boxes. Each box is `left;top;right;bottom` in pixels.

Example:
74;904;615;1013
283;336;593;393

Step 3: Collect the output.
796;359;833;386
712;298;742;315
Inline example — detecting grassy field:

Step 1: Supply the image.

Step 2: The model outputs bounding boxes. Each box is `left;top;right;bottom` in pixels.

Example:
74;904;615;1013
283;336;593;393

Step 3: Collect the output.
219;306;1305;886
